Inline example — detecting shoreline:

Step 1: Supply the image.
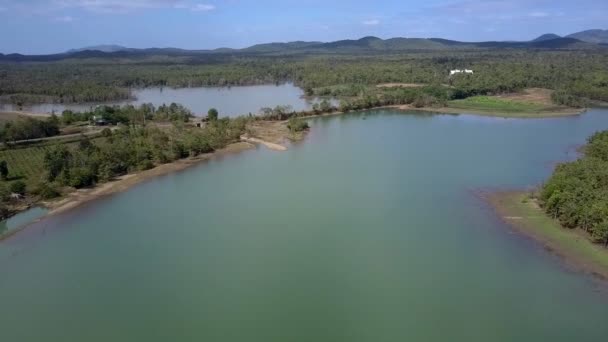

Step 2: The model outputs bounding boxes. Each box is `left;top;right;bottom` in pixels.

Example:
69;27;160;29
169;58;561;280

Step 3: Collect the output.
297;104;584;120
0;142;255;242
240;136;287;151
391;104;586;118
0;104;589;241
483;190;608;281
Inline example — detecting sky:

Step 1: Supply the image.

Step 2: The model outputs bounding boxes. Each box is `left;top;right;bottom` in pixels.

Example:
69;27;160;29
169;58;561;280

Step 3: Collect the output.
0;0;606;54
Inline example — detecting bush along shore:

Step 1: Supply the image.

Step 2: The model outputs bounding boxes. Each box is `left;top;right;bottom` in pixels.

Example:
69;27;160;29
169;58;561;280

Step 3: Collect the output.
539;130;608;246
488;129;608;279
0;105;250;226
0;101;321;232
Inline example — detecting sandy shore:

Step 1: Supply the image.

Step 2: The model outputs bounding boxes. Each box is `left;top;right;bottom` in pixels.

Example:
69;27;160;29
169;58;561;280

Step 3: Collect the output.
0;110;51;118
240;136;287;151
42;142;254;217
483;190;608;281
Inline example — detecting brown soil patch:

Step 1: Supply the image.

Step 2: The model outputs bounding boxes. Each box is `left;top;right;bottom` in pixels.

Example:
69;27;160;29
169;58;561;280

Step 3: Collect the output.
376;83;426;88
245;120;307;145
496;88;554;106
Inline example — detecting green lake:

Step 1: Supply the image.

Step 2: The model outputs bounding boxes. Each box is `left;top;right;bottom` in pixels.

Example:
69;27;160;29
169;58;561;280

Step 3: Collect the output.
2;109;608;341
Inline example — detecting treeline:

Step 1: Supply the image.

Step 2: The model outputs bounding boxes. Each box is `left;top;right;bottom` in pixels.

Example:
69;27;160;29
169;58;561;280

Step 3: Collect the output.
551;90;589;108
256;86;451;121
540;130;608;245
0;117;60;142
2;50;607;105
61;103;194;125
0;103;195;144
42;118;246;189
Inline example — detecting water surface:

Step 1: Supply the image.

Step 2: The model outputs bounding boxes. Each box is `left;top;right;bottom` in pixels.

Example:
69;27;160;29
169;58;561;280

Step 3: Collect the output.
0;83;335;117
1;109;608;341
0;207;48;236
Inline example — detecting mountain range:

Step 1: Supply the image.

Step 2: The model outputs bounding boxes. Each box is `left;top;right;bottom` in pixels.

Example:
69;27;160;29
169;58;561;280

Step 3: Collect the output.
0;29;606;62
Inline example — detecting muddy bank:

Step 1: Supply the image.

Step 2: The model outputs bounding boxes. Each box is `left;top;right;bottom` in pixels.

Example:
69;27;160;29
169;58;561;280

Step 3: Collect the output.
483;190;608;281
240;136;287;151
45;142;255;216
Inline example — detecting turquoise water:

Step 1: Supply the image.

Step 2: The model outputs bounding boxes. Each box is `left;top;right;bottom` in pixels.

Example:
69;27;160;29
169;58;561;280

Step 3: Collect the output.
1;109;608;341
0;83;336;117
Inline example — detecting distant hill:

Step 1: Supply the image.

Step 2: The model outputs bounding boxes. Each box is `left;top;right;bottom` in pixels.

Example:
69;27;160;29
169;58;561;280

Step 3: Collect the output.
242;41;322;53
67;45;130;53
2;31;606;63
567;29;608;44
532;33;561;42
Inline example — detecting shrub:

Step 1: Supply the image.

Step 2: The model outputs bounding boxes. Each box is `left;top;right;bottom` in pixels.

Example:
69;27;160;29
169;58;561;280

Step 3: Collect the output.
287;118;309;133
0;183;10;201
551;90;588;108
0;160;8;180
9;180;26;195
33;182;61;199
101;128;113;137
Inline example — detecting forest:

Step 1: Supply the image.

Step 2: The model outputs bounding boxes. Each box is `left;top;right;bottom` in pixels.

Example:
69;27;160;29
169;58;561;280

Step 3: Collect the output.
540;130;608;246
1;50;608;107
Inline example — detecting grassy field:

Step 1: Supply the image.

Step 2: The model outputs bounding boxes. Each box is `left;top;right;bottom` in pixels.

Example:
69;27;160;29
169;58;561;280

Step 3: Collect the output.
448;96;547;113
0;145;49;183
0;136;106;187
488;191;608;279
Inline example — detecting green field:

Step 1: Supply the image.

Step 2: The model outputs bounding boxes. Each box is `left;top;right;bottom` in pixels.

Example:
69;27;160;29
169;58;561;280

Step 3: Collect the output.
0;137;106;187
0;145;50;184
489;191;608;278
448;96;547;113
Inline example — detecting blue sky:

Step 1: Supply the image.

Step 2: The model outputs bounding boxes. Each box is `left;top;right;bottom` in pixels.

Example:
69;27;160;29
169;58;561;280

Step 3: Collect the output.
0;0;606;54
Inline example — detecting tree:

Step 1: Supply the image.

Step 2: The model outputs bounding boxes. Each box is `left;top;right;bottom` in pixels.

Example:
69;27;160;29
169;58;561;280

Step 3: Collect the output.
207;108;219;121
34;182;60;199
304;86;314;96
287;118;309;133
43;145;72;182
9;180;26;195
319;99;332;112
0;160;8;180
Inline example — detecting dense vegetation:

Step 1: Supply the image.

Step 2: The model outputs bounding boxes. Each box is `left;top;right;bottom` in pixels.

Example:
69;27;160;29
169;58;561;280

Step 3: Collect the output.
0;103;195;144
0;117;60;142
540;130;608;245
42;118;245;188
2;50;607;108
0;108;247;220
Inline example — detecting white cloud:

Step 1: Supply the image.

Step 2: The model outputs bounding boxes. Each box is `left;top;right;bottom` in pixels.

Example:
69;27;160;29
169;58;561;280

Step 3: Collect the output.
55;15;75;22
191;3;214;11
51;0;215;14
362;19;380;26
528;11;549;17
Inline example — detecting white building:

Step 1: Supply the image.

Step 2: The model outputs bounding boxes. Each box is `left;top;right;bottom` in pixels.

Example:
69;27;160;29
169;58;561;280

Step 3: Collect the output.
450;69;474;76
